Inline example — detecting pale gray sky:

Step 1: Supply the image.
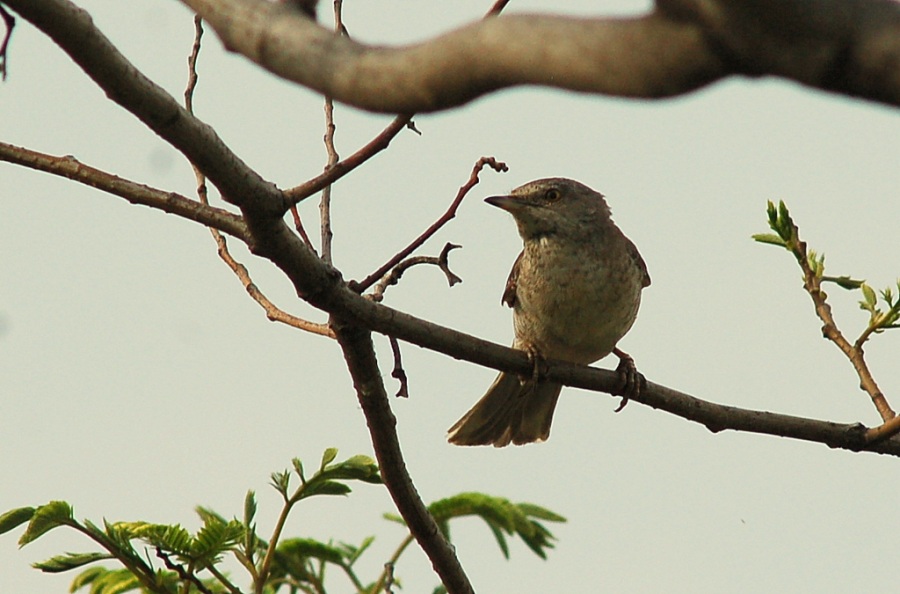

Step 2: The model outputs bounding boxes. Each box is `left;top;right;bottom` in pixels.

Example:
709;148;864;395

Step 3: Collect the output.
2;1;900;592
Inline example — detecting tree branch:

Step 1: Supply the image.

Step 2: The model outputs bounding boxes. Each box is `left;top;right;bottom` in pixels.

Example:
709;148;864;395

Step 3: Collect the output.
368;243;463;304
317;0;343;266
790;231;895;422
0;141;248;239
178;0;900;111
331;320;473;594
282;114;412;208
178;0;722;111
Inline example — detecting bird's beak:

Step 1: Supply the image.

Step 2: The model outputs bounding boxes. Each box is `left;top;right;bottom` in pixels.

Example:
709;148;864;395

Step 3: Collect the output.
485;195;534;212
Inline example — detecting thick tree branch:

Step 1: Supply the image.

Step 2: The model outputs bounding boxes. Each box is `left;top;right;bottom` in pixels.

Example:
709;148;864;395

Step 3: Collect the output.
659;0;900;105
331;320;473;594
179;0;900;111
0;141;248;239
178;0;722;111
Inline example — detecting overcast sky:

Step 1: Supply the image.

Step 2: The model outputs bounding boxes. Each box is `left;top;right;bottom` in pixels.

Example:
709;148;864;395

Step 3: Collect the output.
2;1;900;592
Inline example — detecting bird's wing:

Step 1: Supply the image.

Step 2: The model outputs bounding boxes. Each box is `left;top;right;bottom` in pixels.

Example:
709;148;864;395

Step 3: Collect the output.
501;251;523;308
625;237;651;288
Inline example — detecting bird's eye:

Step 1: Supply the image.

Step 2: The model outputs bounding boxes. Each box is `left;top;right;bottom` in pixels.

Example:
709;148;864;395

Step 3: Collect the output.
544;188;561;202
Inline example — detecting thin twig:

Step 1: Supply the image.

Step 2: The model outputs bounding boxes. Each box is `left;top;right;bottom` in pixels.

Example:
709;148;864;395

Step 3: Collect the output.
388;337;409;398
288;206;318;252
319;130;335;264
212;233;335;337
351;157;506;293
785;222;894;421
365;232;464;452
369;243;462;303
155;547;215;594
383;561;396;594
205;564;244;594
318;0;344;265
184;15;203;110
371;535;414;594
865;414;900;445
283;114;413;209
183;14;333;339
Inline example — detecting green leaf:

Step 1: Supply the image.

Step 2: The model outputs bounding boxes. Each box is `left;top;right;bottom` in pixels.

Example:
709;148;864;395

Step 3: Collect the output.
304;480;352;497
425;493;565;560
193;518;244;565
0;506;35;536
518;521;555;560
319;455;381;484
382;513;404;525
515;503;567;523
243;490;258;558
861;283;878;308
751;233;786;247
84;567;141;594
765;200;777;228
320;447;339;471
292;457;305;483
243;490;257;527
341;535;375;566
130;522;192;555
277;537;345;565
32;551;112;573
777;200;793;236
485;520;510;559
195;506;227;525
429;493;512;528
270;470;291;496
822;275;865;290
69;565;106;592
806;250;825;278
19;501;74;546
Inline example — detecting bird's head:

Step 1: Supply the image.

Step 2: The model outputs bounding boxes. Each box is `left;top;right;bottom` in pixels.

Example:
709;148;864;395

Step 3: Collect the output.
485;177;612;241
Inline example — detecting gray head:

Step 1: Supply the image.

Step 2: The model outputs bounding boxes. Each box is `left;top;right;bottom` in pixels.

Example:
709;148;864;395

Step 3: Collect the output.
485;177;613;241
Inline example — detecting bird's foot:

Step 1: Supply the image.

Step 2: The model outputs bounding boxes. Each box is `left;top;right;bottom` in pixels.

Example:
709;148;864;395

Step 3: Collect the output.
521;345;548;387
612;348;644;412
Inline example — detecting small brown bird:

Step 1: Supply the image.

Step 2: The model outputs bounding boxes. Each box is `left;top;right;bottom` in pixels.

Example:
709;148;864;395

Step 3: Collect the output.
447;178;650;447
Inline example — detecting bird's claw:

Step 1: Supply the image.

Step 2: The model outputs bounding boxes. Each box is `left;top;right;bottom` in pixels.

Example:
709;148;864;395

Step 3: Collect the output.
521;345;548;387
612;348;644;412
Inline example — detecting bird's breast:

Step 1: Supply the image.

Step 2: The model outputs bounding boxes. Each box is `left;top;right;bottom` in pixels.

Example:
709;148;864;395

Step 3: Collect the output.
512;236;644;364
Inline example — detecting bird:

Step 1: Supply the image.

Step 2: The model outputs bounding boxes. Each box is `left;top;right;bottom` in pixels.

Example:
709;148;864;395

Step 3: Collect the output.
447;177;650;447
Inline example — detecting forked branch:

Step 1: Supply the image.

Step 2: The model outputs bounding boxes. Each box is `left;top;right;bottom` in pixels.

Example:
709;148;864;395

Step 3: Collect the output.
755;200;898;438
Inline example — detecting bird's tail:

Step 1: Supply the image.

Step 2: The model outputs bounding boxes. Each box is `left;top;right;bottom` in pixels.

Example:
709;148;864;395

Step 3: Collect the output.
447;372;563;447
